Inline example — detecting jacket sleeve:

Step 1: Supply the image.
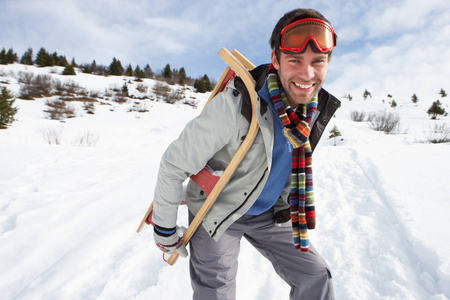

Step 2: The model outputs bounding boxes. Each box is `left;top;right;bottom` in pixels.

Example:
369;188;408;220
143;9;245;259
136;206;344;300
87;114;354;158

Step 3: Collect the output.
152;86;244;229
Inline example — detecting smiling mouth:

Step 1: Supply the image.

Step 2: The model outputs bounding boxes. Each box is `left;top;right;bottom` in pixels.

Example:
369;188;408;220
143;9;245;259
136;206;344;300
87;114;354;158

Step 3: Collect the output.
294;82;314;89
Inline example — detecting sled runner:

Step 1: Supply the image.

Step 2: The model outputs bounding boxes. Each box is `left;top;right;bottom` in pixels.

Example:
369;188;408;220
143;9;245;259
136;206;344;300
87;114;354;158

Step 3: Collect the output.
136;48;258;265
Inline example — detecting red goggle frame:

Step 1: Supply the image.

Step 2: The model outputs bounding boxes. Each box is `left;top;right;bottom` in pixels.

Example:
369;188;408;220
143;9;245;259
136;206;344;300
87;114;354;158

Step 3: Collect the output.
279;18;337;53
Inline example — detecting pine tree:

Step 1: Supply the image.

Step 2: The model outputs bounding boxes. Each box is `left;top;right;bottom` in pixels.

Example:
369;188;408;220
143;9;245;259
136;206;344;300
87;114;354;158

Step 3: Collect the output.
164;64;172;79
70;58;77;68
411;94;419;106
0;87;18;129
6;48;18;64
202;74;212;91
35;47;53;67
134;65;145;81
0;48;7;64
439;88;447;98
58;55;69;67
144;64;154;78
20;48;34;65
125;64;134;77
109;57;124;75
91;60;97;74
427;100;446;119
390;99;397;108
62;64;76;75
363;89;372;100
194;78;207;93
178;67;187;86
328;125;342;146
121;82;129;97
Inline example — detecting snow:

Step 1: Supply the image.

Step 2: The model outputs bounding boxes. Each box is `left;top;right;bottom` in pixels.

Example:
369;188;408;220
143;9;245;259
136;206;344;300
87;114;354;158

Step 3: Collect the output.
1;64;449;300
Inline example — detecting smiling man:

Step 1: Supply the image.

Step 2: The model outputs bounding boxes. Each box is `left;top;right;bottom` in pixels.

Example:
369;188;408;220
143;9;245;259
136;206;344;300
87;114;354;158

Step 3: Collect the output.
151;8;341;300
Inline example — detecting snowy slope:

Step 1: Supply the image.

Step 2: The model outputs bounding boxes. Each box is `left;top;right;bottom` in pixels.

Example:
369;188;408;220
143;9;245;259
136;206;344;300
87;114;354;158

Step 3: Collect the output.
0;64;449;300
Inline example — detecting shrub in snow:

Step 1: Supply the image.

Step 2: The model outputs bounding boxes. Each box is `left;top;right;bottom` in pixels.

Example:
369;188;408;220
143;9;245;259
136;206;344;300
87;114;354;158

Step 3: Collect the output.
41;126;63;145
73;130;99;147
83;102;95;114
19;74;53;99
165;89;184;104
152;82;171;101
128;101;149;113
368;112;402;134
43;98;76;120
350;110;366;122
424;123;450;144
136;83;148;94
0;87;18;129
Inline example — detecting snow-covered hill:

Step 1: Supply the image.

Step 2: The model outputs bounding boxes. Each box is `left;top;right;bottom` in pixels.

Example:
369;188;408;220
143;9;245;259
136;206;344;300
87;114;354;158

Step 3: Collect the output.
1;63;449;300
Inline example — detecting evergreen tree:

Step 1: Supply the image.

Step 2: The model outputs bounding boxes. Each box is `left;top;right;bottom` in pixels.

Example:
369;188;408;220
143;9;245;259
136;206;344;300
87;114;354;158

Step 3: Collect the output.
134;65;145;81
427;100;446;119
6;48;18;64
0;87;18;129
125;64;134;77
194;78;207;93
121;82;129;97
411;94;419;106
35;48;47;67
178;67;187;86
390;99;397;108
109;57;124;75
81;64;92;73
35;47;54;67
202;74;212;91
62;64;76;75
70;58;77;68
363;89;372;100
51;52;60;66
144;64;154;78
0;48;7;64
91;60;97;74
20;48;34;65
58;55;69;67
328;125;342;146
164;64;172;79
439;88;447;98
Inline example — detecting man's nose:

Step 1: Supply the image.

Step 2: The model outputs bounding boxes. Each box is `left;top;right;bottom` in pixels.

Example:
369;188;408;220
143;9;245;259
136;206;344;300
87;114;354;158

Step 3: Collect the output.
298;63;314;81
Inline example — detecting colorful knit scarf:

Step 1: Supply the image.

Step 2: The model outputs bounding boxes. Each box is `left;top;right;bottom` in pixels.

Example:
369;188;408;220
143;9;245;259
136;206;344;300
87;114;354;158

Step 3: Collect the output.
267;64;317;252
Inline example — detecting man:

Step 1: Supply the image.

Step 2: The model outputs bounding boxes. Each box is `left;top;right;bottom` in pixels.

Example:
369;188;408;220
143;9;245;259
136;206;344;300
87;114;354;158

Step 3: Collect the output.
152;8;340;300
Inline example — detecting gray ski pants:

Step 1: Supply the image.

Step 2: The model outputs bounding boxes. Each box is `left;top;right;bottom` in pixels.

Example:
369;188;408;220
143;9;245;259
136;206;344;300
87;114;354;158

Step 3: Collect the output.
189;208;334;300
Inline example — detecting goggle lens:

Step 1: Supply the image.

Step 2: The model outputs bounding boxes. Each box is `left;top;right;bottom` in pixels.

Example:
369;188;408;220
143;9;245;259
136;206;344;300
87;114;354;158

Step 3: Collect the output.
280;18;337;53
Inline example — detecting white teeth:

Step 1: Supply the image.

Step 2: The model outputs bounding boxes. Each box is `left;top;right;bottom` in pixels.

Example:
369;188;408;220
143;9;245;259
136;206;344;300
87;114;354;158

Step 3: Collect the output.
295;83;313;89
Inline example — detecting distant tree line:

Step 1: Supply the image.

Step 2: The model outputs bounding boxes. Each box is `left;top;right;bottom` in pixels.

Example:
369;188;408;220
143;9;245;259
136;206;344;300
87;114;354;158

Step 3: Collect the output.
0;47;214;92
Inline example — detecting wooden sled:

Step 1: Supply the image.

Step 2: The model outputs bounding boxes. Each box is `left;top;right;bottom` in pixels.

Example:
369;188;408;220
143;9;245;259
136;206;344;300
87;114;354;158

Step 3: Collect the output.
136;48;258;265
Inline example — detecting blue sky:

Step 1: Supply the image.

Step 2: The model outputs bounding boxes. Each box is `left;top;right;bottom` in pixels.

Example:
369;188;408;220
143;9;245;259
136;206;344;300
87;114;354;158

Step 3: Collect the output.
1;0;449;99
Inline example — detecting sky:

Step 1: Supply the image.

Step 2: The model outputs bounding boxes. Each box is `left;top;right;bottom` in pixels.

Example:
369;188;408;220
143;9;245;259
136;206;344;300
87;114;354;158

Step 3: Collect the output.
1;0;450;100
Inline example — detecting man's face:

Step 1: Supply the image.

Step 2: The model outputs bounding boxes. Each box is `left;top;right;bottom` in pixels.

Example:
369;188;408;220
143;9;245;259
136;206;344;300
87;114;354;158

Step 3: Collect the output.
271;47;329;108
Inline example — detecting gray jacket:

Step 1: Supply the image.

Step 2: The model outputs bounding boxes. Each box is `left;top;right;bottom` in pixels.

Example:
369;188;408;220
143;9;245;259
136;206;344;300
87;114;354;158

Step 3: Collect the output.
152;64;341;241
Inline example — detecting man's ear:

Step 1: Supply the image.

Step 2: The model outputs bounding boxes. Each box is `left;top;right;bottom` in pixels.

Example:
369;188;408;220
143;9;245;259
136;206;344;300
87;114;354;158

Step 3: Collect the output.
271;50;280;70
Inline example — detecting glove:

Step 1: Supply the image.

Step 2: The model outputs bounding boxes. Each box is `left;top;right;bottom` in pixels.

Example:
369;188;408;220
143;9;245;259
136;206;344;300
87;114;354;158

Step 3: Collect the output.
153;225;188;257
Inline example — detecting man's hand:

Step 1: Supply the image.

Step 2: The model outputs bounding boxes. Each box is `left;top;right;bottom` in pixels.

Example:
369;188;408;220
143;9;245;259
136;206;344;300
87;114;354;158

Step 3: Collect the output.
153;225;188;257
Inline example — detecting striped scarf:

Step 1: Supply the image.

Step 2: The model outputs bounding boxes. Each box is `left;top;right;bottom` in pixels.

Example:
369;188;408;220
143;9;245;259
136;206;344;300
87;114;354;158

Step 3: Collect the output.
267;64;317;252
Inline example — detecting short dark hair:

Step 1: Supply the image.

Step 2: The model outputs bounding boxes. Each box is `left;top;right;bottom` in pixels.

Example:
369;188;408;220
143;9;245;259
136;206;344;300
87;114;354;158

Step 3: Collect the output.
269;8;332;51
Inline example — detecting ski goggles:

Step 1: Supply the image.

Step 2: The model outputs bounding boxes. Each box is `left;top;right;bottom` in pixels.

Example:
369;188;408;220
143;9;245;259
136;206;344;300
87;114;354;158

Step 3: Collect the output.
279;18;337;53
